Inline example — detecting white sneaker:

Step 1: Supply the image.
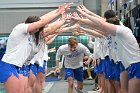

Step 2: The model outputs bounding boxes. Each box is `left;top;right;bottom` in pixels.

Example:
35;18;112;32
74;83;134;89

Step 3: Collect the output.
74;86;83;93
87;76;93;80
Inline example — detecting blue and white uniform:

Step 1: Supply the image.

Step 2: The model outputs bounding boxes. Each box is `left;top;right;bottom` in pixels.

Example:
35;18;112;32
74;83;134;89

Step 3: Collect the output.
0;23;33;82
29;39;47;77
115;25;140;79
56;43;92;82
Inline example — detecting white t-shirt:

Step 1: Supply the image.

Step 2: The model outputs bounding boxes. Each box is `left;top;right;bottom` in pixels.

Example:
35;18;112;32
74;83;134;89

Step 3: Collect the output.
2;23;33;67
115;25;140;68
56;43;92;69
110;35;121;62
93;38;100;59
103;35;111;58
30;39;46;67
99;37;106;59
43;44;49;62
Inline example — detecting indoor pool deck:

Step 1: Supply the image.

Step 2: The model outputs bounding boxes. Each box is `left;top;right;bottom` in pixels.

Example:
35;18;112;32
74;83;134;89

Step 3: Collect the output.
43;79;98;93
0;79;98;93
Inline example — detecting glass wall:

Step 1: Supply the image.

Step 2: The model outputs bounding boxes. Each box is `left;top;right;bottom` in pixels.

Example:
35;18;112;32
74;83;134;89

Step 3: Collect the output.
47;35;89;67
0;34;92;67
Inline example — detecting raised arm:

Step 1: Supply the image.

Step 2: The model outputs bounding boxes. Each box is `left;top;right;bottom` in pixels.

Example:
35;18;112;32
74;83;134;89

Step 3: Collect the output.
45;34;57;45
80;26;104;38
43;13;73;37
72;12;95;27
40;3;72;20
76;5;116;36
78;5;105;21
27;3;73;34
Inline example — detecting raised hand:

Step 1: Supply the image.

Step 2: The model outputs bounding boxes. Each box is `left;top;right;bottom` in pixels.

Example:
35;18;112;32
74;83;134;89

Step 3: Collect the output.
56;24;70;34
79;5;91;14
58;3;73;14
71;23;81;31
71;12;81;21
76;5;87;16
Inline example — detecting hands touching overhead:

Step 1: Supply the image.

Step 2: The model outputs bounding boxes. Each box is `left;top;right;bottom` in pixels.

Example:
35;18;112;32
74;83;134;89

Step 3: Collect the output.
43;3;103;40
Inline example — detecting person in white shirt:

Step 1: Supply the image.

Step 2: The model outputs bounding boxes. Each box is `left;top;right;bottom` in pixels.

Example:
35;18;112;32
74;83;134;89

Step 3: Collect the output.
72;5;140;93
34;24;75;93
55;37;93;93
0;3;72;93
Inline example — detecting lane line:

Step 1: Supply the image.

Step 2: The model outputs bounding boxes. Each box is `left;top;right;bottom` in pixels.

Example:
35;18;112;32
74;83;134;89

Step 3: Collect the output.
88;91;98;93
43;82;54;93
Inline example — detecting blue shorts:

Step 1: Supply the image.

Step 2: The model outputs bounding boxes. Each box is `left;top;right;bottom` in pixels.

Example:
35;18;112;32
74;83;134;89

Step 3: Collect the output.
17;65;30;77
30;63;39;77
113;61;125;81
101;59;105;73
127;62;140;80
65;67;83;82
98;59;104;75
104;56;114;80
38;61;47;74
0;60;19;83
30;61;47;77
94;65;98;73
93;61;98;73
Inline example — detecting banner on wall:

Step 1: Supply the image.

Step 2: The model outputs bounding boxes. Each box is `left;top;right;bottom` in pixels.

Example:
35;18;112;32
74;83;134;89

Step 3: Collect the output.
108;0;116;8
125;0;134;3
108;0;116;5
0;0;83;8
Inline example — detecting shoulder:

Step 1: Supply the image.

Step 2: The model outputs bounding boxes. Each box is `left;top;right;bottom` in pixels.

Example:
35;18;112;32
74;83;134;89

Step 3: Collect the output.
58;44;68;50
78;43;84;46
14;23;28;29
78;43;87;49
13;23;29;34
116;25;132;35
9;23;29;38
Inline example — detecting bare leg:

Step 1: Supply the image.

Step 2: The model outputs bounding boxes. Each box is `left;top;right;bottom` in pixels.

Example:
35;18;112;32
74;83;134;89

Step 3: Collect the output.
107;80;112;93
100;73;105;93
98;75;101;89
110;80;116;93
5;74;21;93
35;72;46;93
114;81;121;93
120;71;128;93
128;77;140;93
77;81;83;90
68;77;74;93
28;70;36;93
104;79;108;93
19;74;28;93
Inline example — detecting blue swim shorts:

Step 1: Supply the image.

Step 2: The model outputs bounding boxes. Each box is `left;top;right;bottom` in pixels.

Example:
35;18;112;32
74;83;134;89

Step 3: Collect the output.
0;60;19;83
104;56;114;80
38;60;47;74
127;62;140;80
65;67;83;82
113;61;125;81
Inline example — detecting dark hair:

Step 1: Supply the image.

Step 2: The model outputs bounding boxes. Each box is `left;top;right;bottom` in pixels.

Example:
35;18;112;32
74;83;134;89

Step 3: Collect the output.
104;10;116;19
25;16;42;45
106;17;120;25
25;16;40;23
68;37;78;46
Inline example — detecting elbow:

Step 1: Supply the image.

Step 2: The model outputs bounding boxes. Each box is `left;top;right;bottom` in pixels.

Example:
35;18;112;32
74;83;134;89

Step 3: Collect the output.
46;42;51;45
